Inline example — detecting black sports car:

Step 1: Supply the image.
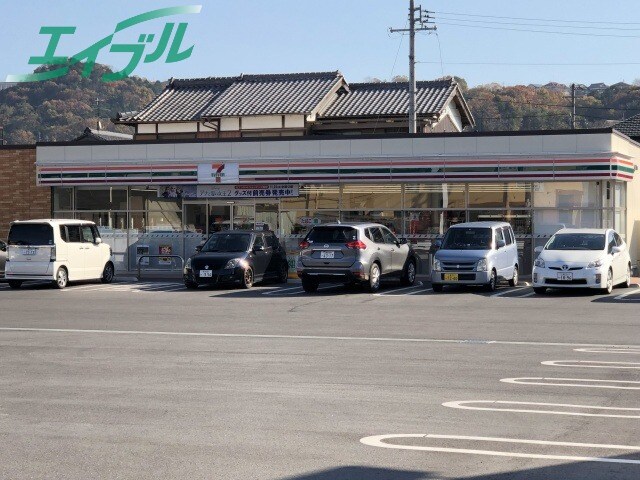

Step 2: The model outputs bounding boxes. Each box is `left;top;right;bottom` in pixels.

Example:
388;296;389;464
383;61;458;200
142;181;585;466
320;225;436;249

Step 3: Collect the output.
183;230;289;289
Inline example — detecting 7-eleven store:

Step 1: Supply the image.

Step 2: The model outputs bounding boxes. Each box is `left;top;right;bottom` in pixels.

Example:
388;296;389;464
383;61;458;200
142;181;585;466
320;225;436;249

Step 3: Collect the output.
36;128;640;274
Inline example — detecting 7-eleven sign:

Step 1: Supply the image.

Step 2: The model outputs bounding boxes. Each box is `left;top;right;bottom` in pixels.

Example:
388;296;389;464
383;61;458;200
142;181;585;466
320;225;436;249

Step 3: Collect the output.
198;162;239;184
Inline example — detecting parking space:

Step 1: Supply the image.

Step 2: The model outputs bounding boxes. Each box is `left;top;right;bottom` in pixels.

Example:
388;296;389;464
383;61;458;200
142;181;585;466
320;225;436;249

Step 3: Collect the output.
3;277;640;303
2;271;640;479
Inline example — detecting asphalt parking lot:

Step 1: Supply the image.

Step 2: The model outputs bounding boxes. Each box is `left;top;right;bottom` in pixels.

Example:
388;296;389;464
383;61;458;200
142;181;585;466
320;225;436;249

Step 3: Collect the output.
1;277;640;479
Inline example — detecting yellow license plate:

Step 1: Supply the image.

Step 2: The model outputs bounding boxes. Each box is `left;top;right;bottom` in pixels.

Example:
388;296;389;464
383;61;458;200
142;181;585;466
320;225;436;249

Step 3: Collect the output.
444;273;459;281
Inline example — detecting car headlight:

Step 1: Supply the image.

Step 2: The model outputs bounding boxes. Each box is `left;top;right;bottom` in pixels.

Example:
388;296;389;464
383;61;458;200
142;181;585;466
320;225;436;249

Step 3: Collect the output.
476;259;488;271
534;257;545;268
433;259;442;271
225;258;248;269
184;257;192;270
587;258;605;269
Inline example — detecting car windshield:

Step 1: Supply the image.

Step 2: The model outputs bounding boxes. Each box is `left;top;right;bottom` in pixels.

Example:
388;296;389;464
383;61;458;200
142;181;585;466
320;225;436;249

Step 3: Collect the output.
202;233;252;253
441;227;492;250
307;227;357;243
545;233;605;251
8;223;54;246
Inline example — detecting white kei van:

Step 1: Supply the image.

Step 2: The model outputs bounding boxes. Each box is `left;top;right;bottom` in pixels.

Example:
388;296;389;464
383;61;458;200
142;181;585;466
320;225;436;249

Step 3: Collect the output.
5;219;114;289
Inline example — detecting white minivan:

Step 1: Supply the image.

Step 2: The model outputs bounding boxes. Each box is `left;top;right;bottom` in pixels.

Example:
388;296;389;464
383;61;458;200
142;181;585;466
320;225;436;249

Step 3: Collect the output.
5;219;114;289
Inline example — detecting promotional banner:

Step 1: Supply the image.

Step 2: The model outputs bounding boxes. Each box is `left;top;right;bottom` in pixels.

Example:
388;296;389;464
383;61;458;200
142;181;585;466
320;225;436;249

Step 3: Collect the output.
158;184;298;199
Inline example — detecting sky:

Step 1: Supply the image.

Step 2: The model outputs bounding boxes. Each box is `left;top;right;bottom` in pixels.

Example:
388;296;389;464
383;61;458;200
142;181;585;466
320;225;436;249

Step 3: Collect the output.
2;0;640;87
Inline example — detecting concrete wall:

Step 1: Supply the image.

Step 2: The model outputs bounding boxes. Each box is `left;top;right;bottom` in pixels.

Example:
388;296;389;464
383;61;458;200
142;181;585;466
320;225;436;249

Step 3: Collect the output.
0;146;51;239
38;131;620;164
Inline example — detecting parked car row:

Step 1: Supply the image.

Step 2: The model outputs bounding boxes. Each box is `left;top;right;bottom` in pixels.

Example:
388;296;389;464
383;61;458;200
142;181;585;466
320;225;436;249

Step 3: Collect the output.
0;219;633;296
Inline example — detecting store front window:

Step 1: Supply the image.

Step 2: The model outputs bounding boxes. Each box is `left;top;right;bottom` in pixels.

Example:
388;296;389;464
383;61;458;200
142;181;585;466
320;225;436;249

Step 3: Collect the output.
75;187;127;211
404;183;465;209
341;184;402;209
50;180;626;274
468;183;531;208
533;182;600;208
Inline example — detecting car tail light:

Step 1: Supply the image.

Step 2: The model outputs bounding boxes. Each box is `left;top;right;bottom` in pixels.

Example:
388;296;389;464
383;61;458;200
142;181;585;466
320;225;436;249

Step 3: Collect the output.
299;240;310;249
50;246;56;262
346;240;367;250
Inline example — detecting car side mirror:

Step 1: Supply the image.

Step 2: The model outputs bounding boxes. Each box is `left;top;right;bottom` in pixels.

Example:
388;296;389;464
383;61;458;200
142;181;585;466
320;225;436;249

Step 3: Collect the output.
94;237;103;245
398;238;408;245
496;239;506;249
612;246;623;254
195;245;202;253
254;245;265;252
433;239;442;249
534;246;543;255
0;244;5;252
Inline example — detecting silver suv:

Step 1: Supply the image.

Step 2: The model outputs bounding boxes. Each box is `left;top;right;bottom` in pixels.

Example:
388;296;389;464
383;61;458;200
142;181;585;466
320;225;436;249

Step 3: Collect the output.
431;221;519;292
296;223;417;293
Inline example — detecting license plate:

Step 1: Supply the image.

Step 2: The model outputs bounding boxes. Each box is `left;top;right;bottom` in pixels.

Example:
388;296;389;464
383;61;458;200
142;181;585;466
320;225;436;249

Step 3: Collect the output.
444;273;459;281
21;248;37;256
320;251;335;259
557;272;573;281
199;270;213;278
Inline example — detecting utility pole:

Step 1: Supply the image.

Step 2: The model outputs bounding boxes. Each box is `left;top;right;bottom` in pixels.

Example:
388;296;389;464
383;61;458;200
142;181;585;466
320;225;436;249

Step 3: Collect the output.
390;0;436;133
95;97;104;130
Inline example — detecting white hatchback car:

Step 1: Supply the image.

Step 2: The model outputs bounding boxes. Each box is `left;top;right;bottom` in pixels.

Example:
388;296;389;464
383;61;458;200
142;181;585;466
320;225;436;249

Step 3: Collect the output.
5;219;114;289
532;228;632;294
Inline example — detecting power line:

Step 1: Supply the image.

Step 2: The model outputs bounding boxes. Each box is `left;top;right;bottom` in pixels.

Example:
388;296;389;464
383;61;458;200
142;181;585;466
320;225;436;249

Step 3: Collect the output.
416;61;640;66
436;21;640;39
435;15;640;32
432;10;640;26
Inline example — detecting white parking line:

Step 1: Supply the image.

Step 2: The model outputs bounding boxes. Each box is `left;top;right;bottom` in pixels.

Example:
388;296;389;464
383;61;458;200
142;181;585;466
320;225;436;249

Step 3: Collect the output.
406;288;433;295
614;289;640;301
542;360;640;370
1;327;640;349
442;400;640;418
373;282;424;296
501;377;640;390
490;287;528;298
262;285;305;295
360;433;640;465
515;291;536;298
574;347;640;355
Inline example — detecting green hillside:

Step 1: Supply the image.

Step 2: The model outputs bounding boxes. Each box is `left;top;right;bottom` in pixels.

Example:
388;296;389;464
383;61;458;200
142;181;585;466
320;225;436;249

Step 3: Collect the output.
0;63;164;144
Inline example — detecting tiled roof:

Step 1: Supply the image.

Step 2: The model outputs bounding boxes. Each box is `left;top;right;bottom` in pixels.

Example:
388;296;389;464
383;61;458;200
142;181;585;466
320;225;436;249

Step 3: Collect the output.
117;72;343;122
319;79;461;119
613;114;640;137
74;127;132;142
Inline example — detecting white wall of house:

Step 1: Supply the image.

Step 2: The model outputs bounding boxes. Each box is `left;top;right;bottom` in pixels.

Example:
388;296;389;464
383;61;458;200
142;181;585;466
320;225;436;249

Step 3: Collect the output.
157;122;199;133
444;103;463;132
137;124;156;134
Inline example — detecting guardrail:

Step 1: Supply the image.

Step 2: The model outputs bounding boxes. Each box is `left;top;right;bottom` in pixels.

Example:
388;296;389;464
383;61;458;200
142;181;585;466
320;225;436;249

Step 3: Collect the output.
136;254;184;281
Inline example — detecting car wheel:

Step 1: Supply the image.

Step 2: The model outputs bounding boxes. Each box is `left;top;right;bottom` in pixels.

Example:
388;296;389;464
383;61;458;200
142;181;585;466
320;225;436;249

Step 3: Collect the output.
432;283;443;292
621;264;632;288
484;269;497;292
8;280;22;289
367;263;381;293
533;287;546;295
241;267;254;289
277;262;289;284
302;277;319;293
184;280;199;290
508;266;519;287
602;268;613;294
101;262;114;284
54;267;68;289
400;258;417;286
